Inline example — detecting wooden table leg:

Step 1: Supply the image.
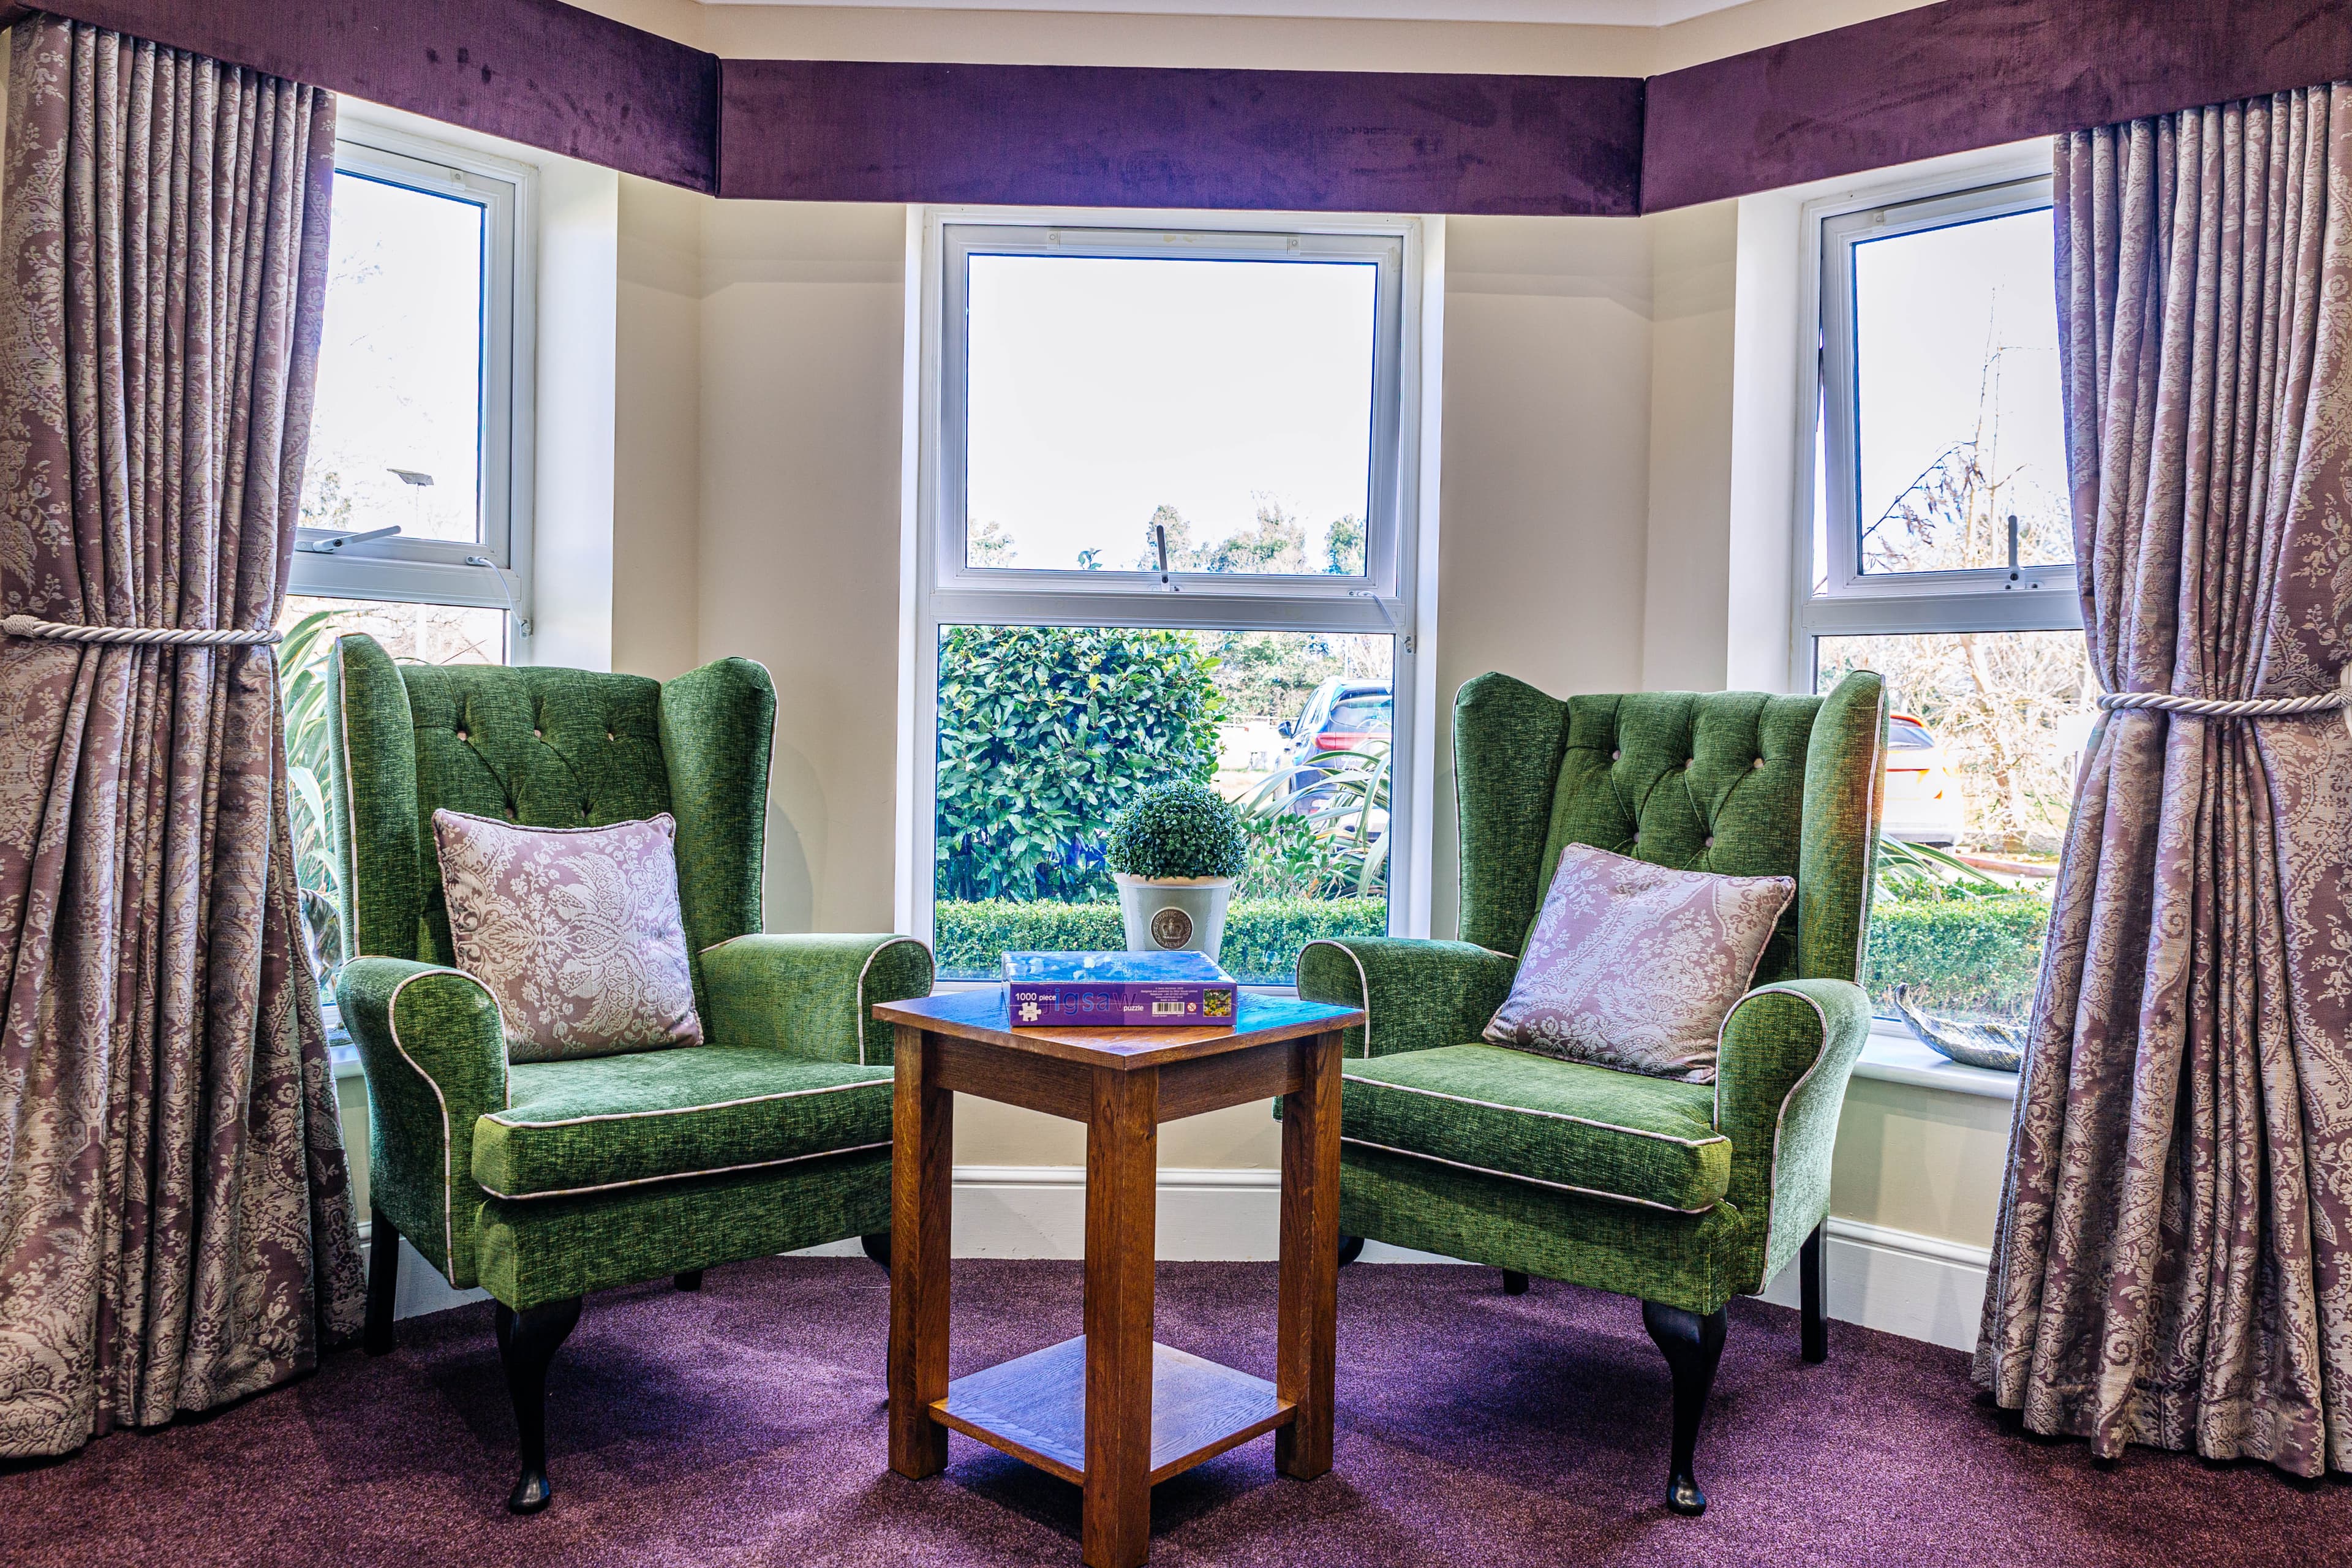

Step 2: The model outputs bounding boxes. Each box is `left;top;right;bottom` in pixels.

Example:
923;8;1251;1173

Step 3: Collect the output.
1275;1029;1341;1480
890;1025;954;1479
1083;1066;1159;1568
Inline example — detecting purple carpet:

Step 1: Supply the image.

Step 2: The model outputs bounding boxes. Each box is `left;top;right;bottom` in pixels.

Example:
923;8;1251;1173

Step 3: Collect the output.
5;1259;2343;1567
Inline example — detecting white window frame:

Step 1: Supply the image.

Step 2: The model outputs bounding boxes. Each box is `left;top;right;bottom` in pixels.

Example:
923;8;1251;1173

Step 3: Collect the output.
905;206;1438;975
1793;158;2080;692
290;123;535;641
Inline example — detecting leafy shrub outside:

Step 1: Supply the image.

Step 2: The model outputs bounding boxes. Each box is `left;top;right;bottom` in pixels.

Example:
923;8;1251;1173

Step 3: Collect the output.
1106;781;1248;881
1864;891;2051;1024
1232;745;1389;900
936;895;1387;984
935;625;1222;902
279;609;344;976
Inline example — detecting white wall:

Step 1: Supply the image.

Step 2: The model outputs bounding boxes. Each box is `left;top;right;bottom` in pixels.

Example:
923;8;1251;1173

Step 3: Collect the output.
531;159;621;671
613;174;704;680
1428;214;1655;941
692;200;909;937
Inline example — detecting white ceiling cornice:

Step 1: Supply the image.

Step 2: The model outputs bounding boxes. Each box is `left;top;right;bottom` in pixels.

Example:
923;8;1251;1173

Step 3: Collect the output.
693;0;1754;26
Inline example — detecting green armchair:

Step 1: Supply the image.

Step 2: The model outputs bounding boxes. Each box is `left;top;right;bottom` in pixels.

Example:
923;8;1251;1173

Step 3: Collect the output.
1297;671;1884;1515
326;635;932;1513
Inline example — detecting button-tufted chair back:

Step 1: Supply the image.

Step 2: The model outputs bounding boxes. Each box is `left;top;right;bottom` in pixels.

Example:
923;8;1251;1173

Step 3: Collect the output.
1453;672;1886;987
325;633;778;1025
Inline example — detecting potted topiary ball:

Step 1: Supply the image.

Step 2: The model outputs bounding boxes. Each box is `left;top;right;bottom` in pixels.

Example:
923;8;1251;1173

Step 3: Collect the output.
1104;780;1248;961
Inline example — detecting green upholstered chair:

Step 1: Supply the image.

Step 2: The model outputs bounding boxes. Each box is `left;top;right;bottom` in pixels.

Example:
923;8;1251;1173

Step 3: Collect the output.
1297;671;1885;1516
326;634;932;1514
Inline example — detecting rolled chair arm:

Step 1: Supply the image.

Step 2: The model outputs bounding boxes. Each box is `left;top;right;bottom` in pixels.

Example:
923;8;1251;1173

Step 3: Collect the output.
1295;937;1521;1061
699;933;935;1066
336;956;510;1287
1711;977;1873;1283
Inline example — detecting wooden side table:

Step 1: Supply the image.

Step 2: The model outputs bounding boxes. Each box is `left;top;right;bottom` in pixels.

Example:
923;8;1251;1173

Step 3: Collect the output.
876;987;1363;1568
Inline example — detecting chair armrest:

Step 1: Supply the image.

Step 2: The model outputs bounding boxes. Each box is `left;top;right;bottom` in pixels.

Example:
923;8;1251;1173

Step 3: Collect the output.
1295;937;1520;1060
699;933;934;1066
1712;977;1872;1280
336;956;509;1287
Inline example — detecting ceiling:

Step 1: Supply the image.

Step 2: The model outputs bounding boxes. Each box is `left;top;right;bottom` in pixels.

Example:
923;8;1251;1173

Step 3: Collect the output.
693;0;1754;25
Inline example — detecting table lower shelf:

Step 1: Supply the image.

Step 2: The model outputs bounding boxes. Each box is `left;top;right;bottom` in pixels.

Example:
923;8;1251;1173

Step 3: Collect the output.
931;1336;1295;1487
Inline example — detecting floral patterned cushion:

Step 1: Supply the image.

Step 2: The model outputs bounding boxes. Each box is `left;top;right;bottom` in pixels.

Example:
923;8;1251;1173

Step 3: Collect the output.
1483;843;1793;1083
431;809;704;1063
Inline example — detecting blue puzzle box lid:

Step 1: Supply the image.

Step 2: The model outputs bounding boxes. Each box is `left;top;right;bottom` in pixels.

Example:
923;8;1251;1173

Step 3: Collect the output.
1000;950;1235;986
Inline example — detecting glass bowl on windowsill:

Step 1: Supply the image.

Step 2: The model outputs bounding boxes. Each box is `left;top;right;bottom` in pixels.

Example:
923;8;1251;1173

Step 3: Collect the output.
1892;984;2023;1074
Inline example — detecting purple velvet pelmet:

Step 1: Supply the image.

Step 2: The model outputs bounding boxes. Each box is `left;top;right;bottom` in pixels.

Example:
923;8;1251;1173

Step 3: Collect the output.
15;0;718;192
1645;0;2352;210
717;59;1643;215
11;0;2352;215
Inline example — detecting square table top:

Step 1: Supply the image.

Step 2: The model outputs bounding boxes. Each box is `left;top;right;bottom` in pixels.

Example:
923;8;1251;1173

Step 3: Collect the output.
875;985;1363;1070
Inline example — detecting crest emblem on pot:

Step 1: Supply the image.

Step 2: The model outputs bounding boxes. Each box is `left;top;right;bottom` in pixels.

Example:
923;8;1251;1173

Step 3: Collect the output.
1150;907;1194;949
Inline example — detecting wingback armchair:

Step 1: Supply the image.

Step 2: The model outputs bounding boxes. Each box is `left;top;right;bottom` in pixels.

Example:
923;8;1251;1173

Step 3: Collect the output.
1297;671;1885;1515
327;634;932;1513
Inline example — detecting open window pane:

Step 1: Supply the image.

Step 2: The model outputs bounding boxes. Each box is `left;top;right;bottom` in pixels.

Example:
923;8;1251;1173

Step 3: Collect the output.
302;171;486;545
1850;207;2069;576
1818;630;2094;1030
933;624;1392;985
963;255;1376;576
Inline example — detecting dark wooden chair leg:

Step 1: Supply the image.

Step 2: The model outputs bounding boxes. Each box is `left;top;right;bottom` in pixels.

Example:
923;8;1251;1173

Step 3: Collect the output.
1800;1221;1829;1363
1641;1300;1728;1517
496;1296;584;1515
1336;1233;1365;1268
674;1270;703;1292
1501;1270;1529;1295
364;1207;399;1355
861;1231;892;1270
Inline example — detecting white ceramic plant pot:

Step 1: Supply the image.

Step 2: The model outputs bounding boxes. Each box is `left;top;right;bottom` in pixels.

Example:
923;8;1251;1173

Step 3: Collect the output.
1114;873;1234;962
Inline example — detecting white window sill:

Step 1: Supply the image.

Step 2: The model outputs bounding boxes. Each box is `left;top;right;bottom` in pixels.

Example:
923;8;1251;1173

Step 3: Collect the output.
1852;1018;2021;1101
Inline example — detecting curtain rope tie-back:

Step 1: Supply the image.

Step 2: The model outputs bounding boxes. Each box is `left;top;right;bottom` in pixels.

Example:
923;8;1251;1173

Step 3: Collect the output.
1;614;281;647
2096;663;2352;732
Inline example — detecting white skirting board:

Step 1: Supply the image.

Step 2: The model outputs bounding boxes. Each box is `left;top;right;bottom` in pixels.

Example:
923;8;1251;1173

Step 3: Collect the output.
1753;1216;1992;1352
366;1168;1992;1352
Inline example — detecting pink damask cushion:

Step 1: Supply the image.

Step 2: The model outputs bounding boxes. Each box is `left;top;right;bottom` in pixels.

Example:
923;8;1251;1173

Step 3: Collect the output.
431;809;704;1063
1483;843;1794;1084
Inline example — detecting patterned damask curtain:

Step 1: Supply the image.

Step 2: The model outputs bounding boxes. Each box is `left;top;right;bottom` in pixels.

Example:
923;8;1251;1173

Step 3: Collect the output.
0;17;363;1456
1977;86;2352;1476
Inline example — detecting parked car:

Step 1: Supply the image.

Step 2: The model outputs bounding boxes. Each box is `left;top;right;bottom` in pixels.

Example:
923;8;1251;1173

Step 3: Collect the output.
1273;679;1393;816
1881;712;1965;846
1278;679;1392;769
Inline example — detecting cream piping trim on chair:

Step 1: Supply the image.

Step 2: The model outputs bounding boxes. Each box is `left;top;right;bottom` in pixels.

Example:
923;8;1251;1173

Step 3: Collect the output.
488;1076;886;1129
1711;981;1835;1264
477;1139;894;1201
1340;1136;1719;1215
1300;939;1376;1057
1341;1072;1728;1148
856;937;931;1068
1855;687;1887;977
385;965;510;1287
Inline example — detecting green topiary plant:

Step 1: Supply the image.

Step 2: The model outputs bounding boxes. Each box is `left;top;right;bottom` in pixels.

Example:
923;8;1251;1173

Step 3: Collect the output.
1104;780;1248;882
